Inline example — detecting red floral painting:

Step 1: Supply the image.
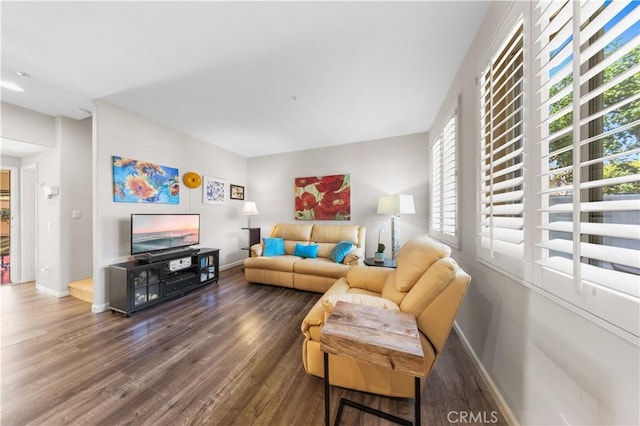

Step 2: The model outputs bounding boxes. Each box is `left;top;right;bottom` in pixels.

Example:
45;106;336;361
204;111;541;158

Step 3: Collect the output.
295;174;351;220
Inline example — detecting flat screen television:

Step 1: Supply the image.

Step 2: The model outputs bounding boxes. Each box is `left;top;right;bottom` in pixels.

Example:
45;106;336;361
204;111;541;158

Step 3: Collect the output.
131;213;200;255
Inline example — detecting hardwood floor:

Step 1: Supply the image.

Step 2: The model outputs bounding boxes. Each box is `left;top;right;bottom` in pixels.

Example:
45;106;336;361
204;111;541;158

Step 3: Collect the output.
1;267;507;426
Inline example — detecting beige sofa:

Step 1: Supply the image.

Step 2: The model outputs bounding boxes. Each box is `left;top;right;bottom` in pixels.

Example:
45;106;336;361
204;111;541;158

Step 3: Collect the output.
243;223;366;293
301;234;471;397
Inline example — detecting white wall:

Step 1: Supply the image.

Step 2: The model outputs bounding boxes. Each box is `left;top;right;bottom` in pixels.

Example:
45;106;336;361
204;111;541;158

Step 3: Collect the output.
92;100;248;312
60;116;93;285
24;129;61;295
1;155;21;168
1;102;56;147
247;132;429;257
430;2;639;425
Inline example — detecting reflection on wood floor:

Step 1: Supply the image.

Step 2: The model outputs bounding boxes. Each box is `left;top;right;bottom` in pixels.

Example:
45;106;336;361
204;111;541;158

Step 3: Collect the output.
1;266;507;425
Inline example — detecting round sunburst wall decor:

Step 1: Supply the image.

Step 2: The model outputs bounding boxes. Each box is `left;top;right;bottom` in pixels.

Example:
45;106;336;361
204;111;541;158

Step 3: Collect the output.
182;172;202;189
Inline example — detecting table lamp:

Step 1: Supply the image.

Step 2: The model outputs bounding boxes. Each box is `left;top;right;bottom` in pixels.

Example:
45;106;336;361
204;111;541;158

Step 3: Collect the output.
241;201;259;228
377;194;415;259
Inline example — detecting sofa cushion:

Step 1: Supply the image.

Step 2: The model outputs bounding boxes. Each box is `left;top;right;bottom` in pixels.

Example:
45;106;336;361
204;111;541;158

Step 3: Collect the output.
243;255;298;272
272;223;314;241
395;235;451;292
311;225;359;244
263;237;285;256
294;243;318;258
329;240;354;263
293;257;350;279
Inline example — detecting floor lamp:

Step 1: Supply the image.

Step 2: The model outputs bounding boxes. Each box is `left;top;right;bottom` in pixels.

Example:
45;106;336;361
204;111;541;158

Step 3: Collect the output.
377;194;415;259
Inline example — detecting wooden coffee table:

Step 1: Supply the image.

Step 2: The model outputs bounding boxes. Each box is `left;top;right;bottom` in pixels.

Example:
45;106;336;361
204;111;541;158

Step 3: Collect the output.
320;301;425;426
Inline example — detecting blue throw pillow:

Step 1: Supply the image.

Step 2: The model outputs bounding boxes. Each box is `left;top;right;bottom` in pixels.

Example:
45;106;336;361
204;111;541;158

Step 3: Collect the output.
263;237;285;256
329;240;354;263
294;243;318;259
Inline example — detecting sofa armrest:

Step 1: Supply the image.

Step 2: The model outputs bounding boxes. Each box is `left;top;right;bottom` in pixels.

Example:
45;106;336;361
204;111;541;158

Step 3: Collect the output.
343;247;364;265
250;243;263;257
346;265;393;293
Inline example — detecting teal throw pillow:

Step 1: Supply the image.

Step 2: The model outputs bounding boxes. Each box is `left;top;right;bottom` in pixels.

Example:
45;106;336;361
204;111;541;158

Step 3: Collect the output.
294;243;318;259
329;240;354;263
263;237;285;256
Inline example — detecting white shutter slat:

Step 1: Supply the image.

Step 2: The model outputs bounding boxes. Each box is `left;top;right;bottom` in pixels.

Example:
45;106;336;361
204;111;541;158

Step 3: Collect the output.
580;2;637;60
482;190;524;204
536;257;640;298
580;88;640;126
481;227;524;244
538;239;640;270
534;0;569;53
537;238;574;255
540;221;640;239
539;184;574;195
492;176;524;192
580;147;640;169
481;216;524;229
492;157;525;180
582;242;640;269
481;236;524;258
540;164;573;178
539;199;640;212
481;203;524;215
579;174;640;190
580;42;640;97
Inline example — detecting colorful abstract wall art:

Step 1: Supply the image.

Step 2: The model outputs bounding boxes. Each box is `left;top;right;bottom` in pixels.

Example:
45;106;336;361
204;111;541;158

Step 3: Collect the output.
295;174;351;220
112;156;179;204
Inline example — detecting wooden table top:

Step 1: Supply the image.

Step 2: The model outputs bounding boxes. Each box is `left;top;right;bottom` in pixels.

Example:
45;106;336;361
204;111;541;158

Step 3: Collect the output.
320;301;425;377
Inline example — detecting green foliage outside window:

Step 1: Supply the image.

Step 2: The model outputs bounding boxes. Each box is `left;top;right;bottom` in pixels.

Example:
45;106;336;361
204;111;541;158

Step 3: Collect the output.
547;44;640;194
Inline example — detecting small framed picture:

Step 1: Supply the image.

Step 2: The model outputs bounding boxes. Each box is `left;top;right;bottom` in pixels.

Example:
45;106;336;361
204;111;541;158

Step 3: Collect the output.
203;176;225;204
230;184;245;200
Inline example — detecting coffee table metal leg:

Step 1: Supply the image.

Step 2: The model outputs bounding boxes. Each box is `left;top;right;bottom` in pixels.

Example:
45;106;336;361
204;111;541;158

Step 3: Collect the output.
415;376;421;425
324;352;330;426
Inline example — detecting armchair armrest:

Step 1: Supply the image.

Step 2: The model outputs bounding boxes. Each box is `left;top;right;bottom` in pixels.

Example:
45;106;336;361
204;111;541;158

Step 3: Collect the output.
346;265;393;293
301;278;350;338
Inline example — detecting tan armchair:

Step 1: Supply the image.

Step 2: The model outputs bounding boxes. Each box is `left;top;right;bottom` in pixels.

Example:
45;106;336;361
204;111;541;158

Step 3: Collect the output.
301;234;471;397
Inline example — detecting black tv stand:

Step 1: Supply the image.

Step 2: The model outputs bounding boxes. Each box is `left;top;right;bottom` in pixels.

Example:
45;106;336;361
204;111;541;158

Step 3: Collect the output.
134;247;197;264
108;248;220;316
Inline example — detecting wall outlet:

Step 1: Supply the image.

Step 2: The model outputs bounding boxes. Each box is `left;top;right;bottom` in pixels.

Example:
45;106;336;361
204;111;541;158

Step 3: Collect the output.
72;210;81;219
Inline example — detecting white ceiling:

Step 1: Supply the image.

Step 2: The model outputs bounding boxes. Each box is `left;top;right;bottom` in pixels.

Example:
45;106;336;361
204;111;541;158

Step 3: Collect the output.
1;1;490;158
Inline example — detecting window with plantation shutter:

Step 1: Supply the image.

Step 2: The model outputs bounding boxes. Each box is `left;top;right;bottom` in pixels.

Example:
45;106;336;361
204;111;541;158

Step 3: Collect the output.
534;0;639;336
478;19;526;276
430;105;459;247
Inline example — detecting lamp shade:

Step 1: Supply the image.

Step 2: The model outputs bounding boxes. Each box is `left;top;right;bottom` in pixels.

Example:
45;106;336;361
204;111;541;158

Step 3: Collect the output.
241;201;259;215
377;194;415;215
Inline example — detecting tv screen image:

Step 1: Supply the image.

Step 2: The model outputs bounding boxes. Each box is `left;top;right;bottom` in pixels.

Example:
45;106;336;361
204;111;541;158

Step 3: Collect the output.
131;214;200;255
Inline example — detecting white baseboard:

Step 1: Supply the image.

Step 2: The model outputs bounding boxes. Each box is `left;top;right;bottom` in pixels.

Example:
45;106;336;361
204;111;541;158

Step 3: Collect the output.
36;284;70;298
92;303;109;313
453;322;519;426
221;259;244;270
